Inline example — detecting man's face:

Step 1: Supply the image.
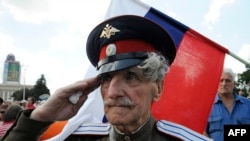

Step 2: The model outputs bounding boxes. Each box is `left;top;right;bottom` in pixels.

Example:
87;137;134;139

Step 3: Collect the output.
218;73;235;96
27;98;33;104
100;67;162;130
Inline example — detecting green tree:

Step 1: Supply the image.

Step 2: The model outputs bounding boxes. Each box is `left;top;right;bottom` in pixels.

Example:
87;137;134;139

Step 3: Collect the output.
11;74;50;101
236;65;250;97
31;74;50;100
12;88;32;101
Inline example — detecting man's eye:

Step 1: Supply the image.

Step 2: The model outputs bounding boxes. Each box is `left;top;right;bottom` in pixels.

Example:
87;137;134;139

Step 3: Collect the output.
127;74;135;80
100;74;112;83
126;72;139;81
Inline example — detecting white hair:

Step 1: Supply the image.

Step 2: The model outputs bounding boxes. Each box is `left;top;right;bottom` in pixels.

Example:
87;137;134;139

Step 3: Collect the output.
137;52;170;81
223;68;236;80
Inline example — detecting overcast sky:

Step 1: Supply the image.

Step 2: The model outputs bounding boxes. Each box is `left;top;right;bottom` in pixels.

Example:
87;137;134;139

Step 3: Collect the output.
0;0;249;94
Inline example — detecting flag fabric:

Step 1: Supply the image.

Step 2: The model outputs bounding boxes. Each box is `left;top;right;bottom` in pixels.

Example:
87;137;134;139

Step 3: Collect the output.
43;0;229;140
105;0;229;133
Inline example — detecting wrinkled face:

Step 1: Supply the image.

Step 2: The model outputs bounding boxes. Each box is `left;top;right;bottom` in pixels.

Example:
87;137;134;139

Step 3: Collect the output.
218;73;235;96
100;67;162;129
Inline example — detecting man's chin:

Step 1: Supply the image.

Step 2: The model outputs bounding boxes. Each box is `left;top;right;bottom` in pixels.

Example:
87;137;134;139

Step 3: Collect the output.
106;106;131;113
108;116;126;125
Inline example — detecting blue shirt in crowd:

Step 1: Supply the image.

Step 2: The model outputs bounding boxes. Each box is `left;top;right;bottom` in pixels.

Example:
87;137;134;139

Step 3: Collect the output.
206;93;250;141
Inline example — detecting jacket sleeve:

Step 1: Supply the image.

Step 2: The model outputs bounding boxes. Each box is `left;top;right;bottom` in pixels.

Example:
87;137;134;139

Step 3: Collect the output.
1;109;53;141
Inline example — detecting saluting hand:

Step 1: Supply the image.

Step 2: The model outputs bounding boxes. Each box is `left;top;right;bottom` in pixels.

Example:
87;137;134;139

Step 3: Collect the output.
30;77;100;122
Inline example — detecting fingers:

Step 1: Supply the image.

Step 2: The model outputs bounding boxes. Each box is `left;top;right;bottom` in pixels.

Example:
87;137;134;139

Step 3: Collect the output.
69;91;83;104
66;77;100;93
54;76;100;99
67;77;100;105
30;77;100;122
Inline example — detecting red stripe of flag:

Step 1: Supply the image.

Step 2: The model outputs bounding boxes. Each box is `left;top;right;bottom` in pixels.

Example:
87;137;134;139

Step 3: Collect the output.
152;28;228;133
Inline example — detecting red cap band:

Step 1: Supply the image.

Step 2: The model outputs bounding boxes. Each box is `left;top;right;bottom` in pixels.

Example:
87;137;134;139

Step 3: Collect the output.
99;39;155;60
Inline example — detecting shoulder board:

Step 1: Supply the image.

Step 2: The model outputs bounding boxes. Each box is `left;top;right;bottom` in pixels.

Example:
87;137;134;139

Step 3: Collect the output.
72;123;110;135
156;120;212;141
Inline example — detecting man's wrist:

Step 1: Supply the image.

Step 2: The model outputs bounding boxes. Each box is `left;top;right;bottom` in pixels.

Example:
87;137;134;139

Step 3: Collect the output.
29;108;52;122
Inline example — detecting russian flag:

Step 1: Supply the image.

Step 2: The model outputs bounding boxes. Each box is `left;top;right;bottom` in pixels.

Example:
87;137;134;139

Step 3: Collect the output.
41;1;229;140
105;0;229;133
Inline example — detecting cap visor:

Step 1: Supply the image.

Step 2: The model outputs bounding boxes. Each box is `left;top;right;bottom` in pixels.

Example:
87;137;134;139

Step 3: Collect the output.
99;59;143;74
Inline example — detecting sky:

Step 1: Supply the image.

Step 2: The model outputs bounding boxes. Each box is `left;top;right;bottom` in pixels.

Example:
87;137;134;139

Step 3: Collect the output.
0;0;249;94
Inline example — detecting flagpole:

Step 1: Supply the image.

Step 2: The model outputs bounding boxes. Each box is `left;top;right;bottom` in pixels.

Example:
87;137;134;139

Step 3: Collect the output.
189;30;250;68
228;51;250;67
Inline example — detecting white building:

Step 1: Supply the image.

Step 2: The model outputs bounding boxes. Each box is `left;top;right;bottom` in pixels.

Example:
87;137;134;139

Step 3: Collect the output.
0;54;33;101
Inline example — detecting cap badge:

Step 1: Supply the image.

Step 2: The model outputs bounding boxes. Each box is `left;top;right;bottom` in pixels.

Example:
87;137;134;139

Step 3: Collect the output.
100;24;120;39
106;44;117;56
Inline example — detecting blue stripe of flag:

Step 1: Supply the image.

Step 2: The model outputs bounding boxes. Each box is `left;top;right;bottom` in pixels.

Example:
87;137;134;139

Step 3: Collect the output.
145;7;189;49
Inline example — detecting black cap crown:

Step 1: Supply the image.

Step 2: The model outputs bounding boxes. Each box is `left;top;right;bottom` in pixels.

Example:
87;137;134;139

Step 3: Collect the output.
86;15;176;74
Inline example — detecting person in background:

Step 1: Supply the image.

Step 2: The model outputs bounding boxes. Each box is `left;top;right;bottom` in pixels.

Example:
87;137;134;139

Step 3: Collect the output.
205;68;250;141
0;98;5;125
3;101;11;106
25;96;36;110
238;89;244;96
0;104;9;125
19;100;27;109
0;104;23;138
0;98;3;106
1;15;211;141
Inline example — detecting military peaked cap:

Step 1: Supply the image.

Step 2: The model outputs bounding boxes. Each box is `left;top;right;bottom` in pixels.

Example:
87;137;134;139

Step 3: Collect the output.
86;15;176;74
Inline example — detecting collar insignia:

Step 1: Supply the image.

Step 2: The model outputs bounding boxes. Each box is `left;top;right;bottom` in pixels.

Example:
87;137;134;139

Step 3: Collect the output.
100;24;120;39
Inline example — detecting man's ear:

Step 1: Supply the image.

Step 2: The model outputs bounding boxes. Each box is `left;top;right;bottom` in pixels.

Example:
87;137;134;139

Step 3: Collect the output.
153;80;164;102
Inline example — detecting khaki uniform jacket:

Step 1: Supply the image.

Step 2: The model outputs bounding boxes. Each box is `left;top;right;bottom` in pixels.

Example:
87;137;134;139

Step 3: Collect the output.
1;110;180;141
1;110;211;141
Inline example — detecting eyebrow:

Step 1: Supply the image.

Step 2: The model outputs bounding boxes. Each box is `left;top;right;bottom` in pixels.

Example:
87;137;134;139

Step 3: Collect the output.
128;67;142;74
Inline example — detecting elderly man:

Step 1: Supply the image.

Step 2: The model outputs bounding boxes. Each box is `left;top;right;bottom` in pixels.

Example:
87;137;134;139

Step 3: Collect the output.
205;68;250;141
1;15;210;141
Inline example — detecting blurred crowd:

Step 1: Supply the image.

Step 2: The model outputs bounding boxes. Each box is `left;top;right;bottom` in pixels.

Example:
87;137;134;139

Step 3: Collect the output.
0;97;46;139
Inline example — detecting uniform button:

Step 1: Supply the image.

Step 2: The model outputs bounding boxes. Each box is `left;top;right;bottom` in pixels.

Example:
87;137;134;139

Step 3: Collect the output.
124;136;131;141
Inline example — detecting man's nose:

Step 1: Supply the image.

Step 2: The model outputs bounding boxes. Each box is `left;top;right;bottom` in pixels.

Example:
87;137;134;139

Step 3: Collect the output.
221;80;226;84
107;76;124;98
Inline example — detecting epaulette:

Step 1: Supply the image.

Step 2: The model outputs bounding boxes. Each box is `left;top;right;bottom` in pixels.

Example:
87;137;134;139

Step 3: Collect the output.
156;120;213;141
71;123;110;135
